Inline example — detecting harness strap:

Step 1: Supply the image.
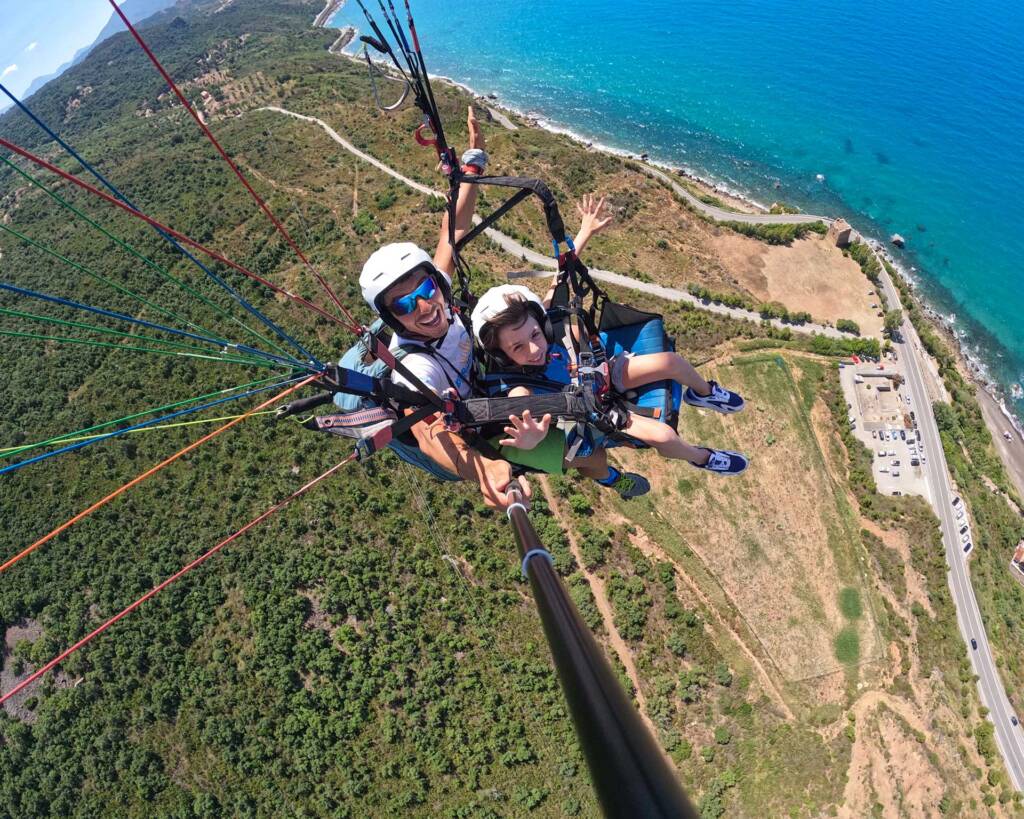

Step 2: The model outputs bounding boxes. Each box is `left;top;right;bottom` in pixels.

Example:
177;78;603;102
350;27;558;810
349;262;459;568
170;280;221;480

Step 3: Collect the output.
454;187;532;252
455;392;594;427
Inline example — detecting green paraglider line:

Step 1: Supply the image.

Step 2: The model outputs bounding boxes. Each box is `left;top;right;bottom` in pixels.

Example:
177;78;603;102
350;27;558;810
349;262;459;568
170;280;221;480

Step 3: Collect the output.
0;305;270;365
0;375;281;460
0;410;278;453
0;155;298;364
0;220;215;341
0;328;276;367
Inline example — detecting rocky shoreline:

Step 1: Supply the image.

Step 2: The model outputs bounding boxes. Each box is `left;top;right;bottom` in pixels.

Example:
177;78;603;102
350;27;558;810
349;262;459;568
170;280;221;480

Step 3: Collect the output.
313;0;344;29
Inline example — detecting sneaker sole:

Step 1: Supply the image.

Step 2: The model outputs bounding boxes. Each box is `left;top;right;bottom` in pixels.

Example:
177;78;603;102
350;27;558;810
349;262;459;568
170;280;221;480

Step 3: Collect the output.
683;396;745;414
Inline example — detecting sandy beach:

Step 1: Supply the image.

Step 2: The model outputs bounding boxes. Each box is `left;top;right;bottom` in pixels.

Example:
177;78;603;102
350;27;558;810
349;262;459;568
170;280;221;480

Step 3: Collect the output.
976;387;1024;499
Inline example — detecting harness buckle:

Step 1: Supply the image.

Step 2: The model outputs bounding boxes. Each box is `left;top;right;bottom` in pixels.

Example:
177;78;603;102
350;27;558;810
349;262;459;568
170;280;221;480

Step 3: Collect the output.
441;388;462;432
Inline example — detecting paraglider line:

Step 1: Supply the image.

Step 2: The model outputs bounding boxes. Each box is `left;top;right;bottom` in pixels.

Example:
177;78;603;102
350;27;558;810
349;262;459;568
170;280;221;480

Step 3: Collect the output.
0;136;358;333
107;0;357;330
0;81;318;368
0;375;305;477
0;452;355;708
0;373;318;575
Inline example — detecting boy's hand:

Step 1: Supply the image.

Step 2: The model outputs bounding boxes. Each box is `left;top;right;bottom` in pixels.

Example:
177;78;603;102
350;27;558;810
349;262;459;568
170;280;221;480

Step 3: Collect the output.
500;410;552;450
577;194;613;238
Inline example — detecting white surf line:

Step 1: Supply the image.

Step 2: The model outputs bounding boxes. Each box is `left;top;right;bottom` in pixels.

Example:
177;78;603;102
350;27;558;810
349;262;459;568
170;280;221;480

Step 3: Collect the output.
257;106;850;339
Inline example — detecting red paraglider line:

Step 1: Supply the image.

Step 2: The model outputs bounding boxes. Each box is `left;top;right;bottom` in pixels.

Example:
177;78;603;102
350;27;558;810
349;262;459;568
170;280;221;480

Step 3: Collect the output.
0;136;358;334
107;0;359;330
0;453;356;707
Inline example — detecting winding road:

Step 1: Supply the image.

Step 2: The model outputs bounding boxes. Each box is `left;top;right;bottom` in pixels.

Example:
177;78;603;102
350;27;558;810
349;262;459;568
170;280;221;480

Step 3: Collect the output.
257;106;848;339
259;104;1023;786
877;258;1024;791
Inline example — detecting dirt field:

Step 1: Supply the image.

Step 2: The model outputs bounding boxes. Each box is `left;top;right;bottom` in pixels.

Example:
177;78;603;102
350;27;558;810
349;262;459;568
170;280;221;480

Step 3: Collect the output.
710;231;884;337
614;354;883;693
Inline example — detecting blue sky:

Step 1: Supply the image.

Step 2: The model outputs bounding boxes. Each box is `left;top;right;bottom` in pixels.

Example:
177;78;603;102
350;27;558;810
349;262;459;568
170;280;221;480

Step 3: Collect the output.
0;1;125;111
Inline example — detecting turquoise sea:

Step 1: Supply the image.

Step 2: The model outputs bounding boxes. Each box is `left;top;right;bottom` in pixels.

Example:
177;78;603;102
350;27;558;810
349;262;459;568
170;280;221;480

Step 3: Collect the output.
331;0;1024;419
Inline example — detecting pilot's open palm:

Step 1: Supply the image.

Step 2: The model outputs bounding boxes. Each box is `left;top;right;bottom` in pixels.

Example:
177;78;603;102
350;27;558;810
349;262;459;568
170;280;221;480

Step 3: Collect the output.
500;410;552;451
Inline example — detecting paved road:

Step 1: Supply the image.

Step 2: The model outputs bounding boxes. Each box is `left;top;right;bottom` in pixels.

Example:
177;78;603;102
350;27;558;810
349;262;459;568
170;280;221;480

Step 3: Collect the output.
260;107;848;339
878;261;1024;790
638;164;831;226
263;105;1024;781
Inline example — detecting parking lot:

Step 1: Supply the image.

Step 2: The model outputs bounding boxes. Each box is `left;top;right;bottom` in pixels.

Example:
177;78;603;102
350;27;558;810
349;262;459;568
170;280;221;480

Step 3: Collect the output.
838;357;931;503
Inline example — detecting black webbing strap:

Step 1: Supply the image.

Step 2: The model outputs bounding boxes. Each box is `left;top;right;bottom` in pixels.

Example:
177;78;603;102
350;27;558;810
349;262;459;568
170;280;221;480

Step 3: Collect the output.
455;187;533;251
456;391;592;427
453;174;568;252
363;332;448;412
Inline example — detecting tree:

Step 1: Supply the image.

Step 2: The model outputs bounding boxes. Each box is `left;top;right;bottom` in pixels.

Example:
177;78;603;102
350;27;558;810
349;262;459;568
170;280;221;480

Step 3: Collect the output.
883;309;904;338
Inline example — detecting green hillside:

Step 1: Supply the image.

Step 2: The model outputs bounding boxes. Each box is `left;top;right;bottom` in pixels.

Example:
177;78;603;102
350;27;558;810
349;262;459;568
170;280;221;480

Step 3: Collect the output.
0;1;1010;815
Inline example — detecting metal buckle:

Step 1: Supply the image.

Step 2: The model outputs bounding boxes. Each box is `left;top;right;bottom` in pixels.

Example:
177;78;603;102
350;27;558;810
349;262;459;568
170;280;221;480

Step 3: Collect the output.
441;388;462;432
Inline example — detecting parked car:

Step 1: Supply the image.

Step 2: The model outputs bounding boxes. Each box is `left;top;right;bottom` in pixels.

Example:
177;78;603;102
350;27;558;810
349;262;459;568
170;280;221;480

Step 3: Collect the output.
956;510;965;520
892;469;900;477
961;533;970;543
952;496;961;507
871;430;877;439
880;467;889;474
892;490;902;496
891;460;901;467
971;638;978;650
900;430;907;440
1012;715;1019;727
963;542;972;553
960;525;969;535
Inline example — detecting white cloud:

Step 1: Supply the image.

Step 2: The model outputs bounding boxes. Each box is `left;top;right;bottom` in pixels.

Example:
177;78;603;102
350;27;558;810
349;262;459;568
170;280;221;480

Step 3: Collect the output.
25;42;37;52
1;65;17;79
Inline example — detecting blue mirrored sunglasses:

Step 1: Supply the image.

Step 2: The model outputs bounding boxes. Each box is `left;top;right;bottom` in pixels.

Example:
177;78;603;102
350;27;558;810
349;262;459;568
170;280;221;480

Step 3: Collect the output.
390;274;438;317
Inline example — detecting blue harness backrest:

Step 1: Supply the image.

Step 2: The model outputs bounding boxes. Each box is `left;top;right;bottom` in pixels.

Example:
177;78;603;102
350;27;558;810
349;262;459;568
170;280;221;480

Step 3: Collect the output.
597;301;682;432
334;319;460;482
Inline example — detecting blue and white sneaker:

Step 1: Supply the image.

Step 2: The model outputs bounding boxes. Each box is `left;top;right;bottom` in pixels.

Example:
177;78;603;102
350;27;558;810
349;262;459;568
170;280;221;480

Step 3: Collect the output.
691;448;748;476
596;467;651;499
683;381;745;414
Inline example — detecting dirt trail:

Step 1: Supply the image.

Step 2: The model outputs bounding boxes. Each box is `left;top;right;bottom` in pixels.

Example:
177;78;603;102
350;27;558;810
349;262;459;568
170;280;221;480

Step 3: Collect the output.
624;521;796;721
539;479;664;750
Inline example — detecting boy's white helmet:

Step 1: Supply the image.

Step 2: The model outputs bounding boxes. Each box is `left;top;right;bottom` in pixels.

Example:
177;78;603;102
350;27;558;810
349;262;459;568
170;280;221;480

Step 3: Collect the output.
470;284;548;346
359;242;451;334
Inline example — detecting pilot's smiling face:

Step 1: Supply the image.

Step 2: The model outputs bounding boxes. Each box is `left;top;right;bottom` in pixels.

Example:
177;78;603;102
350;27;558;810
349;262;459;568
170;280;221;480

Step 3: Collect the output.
386;270;450;339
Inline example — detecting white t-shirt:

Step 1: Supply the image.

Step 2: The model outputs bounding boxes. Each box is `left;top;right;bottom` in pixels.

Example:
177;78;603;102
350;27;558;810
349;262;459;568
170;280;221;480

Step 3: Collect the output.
390;321;474;398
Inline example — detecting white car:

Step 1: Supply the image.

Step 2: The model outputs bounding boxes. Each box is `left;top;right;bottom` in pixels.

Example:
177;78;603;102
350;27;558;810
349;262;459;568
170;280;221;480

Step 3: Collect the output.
956;510;965;520
892;469;900;477
961;533;970;544
880;467;890;474
891;459;901;467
